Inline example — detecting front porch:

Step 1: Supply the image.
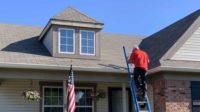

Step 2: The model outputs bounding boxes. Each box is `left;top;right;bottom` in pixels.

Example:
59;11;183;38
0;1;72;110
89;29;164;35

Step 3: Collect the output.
0;67;149;112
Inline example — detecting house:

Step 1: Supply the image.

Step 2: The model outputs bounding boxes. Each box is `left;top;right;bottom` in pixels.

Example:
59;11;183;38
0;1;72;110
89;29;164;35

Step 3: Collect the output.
0;6;200;112
0;7;144;112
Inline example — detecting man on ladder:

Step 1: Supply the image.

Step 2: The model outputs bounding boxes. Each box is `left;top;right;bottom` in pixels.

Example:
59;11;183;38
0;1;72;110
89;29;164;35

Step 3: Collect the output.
128;45;149;100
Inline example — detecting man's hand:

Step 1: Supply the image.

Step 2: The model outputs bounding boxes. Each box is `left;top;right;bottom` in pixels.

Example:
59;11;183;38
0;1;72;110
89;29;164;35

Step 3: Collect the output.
128;59;133;64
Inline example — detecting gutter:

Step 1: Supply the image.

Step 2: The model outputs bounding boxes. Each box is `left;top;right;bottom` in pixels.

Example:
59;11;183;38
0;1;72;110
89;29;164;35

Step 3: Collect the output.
148;66;200;75
0;62;127;73
161;66;200;73
2;63;199;74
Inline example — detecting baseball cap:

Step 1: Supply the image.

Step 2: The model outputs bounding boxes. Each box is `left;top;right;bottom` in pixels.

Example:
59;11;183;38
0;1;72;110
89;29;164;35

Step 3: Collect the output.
133;45;139;49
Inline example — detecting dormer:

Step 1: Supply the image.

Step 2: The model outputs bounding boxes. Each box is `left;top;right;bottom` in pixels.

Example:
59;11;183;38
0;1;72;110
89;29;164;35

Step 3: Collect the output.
39;7;104;59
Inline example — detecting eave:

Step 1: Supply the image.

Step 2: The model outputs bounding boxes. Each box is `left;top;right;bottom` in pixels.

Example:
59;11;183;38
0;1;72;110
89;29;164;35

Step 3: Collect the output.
0;62;127;73
148;66;200;75
39;19;104;41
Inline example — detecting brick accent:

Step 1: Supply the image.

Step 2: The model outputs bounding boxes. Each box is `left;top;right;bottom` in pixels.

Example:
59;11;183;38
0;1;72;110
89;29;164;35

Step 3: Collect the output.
153;80;192;112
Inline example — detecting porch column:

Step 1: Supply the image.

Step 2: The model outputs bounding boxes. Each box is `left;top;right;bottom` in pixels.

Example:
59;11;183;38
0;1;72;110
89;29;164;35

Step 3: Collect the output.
122;83;127;112
63;79;67;112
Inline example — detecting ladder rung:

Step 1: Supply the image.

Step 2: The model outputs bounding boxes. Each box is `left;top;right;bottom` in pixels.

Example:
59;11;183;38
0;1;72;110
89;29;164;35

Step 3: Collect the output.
138;101;147;104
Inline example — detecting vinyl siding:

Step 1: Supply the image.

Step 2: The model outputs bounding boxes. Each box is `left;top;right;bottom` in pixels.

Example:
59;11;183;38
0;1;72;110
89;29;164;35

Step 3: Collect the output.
0;79;40;112
0;80;154;112
172;27;200;61
43;28;53;55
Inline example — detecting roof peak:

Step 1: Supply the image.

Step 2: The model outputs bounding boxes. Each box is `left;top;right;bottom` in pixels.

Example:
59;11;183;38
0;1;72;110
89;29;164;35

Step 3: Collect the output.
139;9;200;69
52;6;103;24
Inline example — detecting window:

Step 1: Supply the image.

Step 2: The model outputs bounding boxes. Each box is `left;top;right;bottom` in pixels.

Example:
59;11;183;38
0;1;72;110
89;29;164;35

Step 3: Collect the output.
43;86;94;112
59;28;75;54
75;87;94;112
80;30;95;55
192;81;200;112
43;86;63;112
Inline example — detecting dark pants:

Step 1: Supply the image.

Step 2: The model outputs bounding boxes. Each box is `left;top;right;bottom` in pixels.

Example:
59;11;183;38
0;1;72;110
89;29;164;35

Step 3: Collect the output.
133;67;146;96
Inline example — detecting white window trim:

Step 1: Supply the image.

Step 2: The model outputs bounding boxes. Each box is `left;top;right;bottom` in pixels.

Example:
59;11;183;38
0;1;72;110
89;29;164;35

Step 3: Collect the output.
79;30;96;56
58;28;75;54
42;86;94;112
42;86;63;112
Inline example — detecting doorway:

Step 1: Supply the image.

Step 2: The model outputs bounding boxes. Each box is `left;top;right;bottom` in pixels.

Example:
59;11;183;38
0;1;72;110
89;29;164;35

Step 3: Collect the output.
108;88;133;112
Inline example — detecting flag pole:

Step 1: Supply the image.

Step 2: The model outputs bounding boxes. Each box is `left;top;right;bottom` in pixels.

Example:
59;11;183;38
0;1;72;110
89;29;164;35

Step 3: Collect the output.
63;75;67;112
64;59;72;112
66;66;71;112
66;59;73;112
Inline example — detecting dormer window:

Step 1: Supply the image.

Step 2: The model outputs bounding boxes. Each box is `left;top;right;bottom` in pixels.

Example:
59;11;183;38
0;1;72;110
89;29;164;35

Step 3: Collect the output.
40;7;103;58
58;28;75;54
80;30;95;55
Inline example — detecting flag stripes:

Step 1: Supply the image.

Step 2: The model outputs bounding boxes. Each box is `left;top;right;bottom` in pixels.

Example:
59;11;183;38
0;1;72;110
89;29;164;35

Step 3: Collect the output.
68;65;76;112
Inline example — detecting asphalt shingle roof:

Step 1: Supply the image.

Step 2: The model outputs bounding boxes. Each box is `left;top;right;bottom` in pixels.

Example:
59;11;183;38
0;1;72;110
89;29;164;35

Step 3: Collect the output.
139;9;200;69
52;7;103;24
0;23;144;71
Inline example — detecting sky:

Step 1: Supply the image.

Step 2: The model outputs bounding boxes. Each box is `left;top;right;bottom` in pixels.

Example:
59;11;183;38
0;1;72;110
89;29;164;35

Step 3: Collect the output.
0;0;200;36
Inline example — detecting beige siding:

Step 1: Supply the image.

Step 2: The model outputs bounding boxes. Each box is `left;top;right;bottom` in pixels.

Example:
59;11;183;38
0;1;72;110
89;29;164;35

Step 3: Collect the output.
172;27;200;61
43;28;53;55
0;80;154;112
0;79;40;112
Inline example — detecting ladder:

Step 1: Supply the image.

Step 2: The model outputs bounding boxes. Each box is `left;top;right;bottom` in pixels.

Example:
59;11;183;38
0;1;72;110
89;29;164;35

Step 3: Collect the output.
123;46;151;112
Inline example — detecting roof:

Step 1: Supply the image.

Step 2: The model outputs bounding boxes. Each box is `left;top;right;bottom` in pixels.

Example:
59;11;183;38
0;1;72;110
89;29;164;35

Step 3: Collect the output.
52;7;103;24
0;22;144;72
39;7;104;41
139;9;200;70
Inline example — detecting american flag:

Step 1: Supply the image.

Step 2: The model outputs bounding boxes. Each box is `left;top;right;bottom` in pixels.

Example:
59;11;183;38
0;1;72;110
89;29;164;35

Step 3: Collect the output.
67;65;76;112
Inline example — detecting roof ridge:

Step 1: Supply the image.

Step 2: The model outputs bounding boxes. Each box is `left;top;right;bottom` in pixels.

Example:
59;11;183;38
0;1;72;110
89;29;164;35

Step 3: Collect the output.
139;9;200;69
161;16;200;61
148;9;200;37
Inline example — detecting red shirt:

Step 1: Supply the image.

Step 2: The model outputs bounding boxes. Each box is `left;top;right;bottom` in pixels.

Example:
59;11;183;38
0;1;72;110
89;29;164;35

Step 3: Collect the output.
129;49;149;71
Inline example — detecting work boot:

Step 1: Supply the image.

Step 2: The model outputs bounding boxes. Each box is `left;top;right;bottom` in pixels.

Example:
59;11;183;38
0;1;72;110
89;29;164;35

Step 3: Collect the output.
139;92;146;109
140;103;146;109
141;90;146;101
137;93;143;101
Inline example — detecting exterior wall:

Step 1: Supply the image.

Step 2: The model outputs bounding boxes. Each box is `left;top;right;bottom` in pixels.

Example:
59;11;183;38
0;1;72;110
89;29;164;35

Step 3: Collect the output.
172;26;200;61
153;80;192;112
0;79;40;112
43;28;53;55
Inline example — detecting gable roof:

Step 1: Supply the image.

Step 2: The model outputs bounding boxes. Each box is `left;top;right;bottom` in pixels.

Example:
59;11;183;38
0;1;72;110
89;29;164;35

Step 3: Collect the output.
52;7;103;24
139;9;200;70
39;7;103;40
0;22;144;72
